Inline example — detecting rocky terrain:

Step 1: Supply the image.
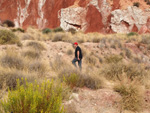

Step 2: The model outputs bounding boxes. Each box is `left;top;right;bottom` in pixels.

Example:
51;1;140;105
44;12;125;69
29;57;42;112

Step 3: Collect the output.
0;0;150;33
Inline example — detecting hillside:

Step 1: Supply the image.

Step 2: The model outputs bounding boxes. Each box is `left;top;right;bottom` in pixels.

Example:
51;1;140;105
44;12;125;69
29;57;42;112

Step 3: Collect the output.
0;0;150;33
0;26;150;113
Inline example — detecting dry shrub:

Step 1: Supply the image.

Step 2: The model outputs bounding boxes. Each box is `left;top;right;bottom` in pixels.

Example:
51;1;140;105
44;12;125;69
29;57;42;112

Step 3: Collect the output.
28;60;48;77
101;62;147;81
52;33;70;42
141;36;150;44
50;56;66;71
22;49;41;59
21;34;34;40
105;55;123;64
92;37;101;43
59;68;102;89
67;49;73;55
26;41;46;51
0;30;19;44
114;77;144;111
124;48;132;59
0;50;24;70
0;67;35;89
85;54;97;65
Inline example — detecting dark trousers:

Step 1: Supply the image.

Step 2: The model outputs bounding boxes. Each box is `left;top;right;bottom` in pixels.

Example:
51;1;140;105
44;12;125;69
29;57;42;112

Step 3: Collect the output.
72;58;82;70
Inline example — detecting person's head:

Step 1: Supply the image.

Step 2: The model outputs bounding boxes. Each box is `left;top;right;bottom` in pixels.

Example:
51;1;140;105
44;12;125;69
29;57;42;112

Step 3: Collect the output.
73;42;78;48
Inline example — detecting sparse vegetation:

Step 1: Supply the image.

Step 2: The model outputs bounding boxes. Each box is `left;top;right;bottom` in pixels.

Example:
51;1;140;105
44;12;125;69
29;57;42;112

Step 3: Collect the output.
59;68;102;89
22;50;41;59
0;30;19;44
114;79;143;111
26;41;46;51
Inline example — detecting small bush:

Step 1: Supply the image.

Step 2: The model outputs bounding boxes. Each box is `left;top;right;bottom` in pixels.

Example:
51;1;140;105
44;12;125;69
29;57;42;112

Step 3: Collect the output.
133;2;140;7
114;81;143;111
0;68;34;89
21;34;34;40
0;30;19;44
67;49;73;55
141;36;150;44
0;80;64;113
124;48;132;59
12;28;25;33
101;62;147;81
59;68;102;89
68;28;76;35
92;37;101;43
53;27;64;32
0;51;24;70
22;50;41;59
26;41;46;51
2;20;15;27
28;60;48;76
42;28;51;34
85;54;97;65
127;32;138;37
50;56;65;71
105;55;123;64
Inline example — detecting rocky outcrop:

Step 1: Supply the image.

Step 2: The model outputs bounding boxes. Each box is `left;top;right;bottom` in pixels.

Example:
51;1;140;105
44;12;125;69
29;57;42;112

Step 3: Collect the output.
0;0;150;33
0;0;76;29
111;6;150;33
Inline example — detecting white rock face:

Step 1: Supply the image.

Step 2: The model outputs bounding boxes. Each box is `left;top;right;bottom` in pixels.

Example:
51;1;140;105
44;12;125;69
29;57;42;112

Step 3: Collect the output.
111;6;150;33
37;0;47;29
59;7;87;31
14;0;31;27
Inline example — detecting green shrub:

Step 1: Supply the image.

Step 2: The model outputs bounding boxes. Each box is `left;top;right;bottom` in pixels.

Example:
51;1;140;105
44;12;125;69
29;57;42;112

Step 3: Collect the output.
105;55;123;64
127;32;138;37
53;27;64;32
0;30;19;44
0;80;64;113
133;2;140;7
42;28;51;34
12;28;25;33
2;20;15;27
59;69;102;89
26;41;46;51
114;82;143;111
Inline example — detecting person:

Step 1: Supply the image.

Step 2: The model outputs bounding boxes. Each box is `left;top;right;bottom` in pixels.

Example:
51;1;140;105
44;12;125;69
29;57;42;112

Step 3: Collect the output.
72;42;82;70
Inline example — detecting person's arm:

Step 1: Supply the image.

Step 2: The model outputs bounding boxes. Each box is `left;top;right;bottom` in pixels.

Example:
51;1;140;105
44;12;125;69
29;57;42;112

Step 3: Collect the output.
77;51;80;60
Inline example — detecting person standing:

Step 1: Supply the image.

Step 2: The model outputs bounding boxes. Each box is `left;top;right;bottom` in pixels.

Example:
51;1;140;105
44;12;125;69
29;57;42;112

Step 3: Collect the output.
72;42;82;70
